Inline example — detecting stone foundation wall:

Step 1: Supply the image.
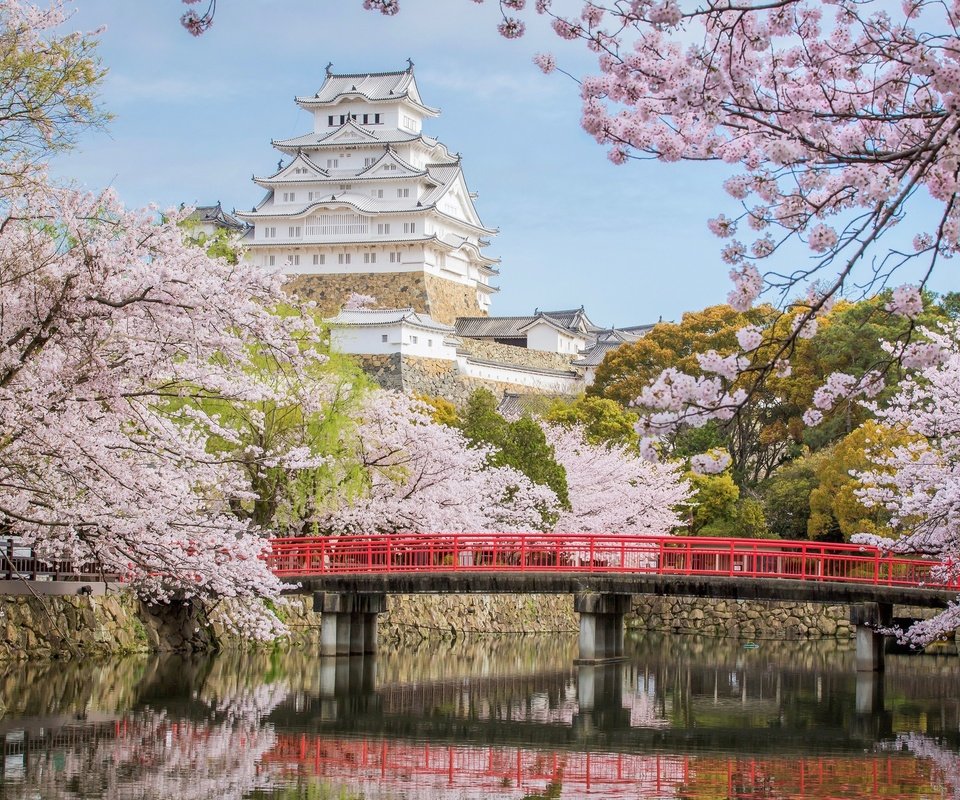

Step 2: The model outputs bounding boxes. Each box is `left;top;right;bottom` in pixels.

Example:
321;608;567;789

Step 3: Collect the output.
628;596;854;638
457;338;576;372
5;591;931;661
285;272;432;317
283;272;484;324
354;353;404;391
423;274;485;324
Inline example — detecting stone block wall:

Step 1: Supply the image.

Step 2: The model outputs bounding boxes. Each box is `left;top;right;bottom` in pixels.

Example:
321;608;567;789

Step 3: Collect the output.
423;274;486;324
628;596;854;639
9;591;942;662
355;353;404;391
285;271;432;317
456;338;576;372
283;272;484;325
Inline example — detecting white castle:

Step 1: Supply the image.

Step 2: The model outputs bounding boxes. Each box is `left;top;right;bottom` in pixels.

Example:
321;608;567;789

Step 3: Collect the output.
236;61;496;324
204;64;653;399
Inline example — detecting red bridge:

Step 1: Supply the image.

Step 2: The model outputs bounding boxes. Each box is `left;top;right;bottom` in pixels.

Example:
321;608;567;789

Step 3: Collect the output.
265;534;959;670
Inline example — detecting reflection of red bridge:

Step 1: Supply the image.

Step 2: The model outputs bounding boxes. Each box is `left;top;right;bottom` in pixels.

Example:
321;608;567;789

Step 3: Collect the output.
259;735;952;799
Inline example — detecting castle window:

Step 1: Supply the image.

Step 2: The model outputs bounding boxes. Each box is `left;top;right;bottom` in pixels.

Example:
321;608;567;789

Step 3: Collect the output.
377;223;391;235
327;158;339;168
289;254;300;266
428;339;433;347
282;192;295;202
403;222;416;234
338;253;351;265
397;188;410;198
262;226;277;239
364;157;375;167
382;163;397;171
312;254;325;265
328;115;335;126
287;226;301;238
363;252;377;264
374;113;381;124
389;251;401;263
410;335;418;344
338;114;347;124
339;184;352;190
381;334;388;342
267;255;275;266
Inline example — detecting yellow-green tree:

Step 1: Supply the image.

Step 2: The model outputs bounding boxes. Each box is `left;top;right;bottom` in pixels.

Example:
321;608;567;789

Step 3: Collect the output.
807;420;920;541
543;395;639;449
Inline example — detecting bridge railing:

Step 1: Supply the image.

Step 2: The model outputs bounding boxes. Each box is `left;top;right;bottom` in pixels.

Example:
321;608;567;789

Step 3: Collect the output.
1;538;115;582
265;533;957;589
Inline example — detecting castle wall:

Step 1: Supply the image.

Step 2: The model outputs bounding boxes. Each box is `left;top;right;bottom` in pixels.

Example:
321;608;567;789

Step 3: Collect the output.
354;353;582;403
456;338;576;372
285;271;484;324
422;274;486;324
285;272;431;317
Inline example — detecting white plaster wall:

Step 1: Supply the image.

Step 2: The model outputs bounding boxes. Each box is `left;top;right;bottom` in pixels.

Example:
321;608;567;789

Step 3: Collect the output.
331;324;456;360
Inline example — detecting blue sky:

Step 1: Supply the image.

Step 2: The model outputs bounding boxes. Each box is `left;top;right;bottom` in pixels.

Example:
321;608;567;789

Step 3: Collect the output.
53;1;928;327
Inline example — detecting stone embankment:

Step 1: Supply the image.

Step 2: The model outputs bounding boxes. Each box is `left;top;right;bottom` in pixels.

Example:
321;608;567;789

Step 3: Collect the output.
0;588;908;661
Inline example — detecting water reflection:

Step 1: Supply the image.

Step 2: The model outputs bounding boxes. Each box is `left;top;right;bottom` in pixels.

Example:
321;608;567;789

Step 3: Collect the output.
1;633;958;798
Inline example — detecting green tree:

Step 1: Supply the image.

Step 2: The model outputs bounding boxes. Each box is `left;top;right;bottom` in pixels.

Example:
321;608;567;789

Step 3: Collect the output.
458;389;569;508
807;420;918;541
761;453;824;539
687;472;739;535
543;395;639;449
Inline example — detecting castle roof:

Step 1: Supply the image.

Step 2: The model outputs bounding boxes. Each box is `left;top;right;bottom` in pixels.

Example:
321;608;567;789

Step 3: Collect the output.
572;327;653;367
456;308;598;340
325;306;455;334
184;202;248;232
273;127;441;153
295;66;440;116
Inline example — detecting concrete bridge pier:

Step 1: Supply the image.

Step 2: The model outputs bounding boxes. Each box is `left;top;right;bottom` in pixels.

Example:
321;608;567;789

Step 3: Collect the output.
314;592;388;657
849;602;893;672
574;593;631;662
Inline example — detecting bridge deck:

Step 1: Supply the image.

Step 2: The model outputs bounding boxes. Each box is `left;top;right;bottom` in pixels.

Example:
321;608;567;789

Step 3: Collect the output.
283;571;955;607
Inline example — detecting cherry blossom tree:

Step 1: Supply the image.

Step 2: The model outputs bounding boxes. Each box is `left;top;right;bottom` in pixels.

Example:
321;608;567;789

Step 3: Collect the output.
0;175;335;637
319;391;559;534
542;422;690;535
853;324;960;643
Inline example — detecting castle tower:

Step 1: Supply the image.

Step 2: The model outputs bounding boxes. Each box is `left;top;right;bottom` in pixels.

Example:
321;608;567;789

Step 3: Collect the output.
238;63;499;323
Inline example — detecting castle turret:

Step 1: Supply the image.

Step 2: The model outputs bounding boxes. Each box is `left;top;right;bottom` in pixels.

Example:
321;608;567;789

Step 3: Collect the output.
238;64;498;323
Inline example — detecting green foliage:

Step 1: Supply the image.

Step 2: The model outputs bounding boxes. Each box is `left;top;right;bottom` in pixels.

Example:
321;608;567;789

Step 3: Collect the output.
735;498;771;539
761;454;824;539
687;471;739;535
458;389;570;510
175;327;374;535
180;224;243;264
543;395;639;449
807;420;918;541
787;295;947;451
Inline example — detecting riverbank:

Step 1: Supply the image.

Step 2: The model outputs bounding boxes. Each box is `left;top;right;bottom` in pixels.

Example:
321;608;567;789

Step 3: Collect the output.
0;589;887;660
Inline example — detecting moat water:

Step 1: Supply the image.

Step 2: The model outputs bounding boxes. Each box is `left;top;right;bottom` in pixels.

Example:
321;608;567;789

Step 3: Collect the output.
2;631;959;799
